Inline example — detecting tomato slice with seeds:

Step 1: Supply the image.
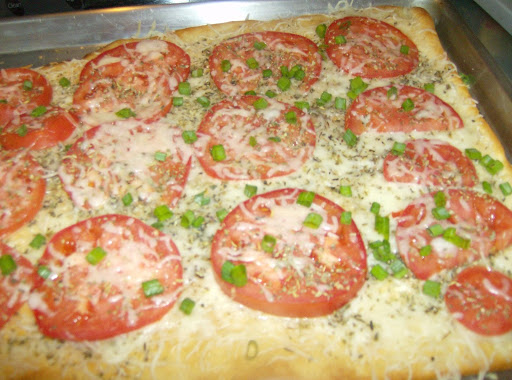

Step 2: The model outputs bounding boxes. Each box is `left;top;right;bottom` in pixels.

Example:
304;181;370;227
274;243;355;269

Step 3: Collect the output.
209;31;322;97
0;242;38;329
73;39;190;125
394;189;512;280
383;139;478;187
325;16;419;78
195;95;316;180
345;85;463;134
30;214;183;341
59;119;192;210
0;106;78;150
0;150;46;237
211;188;367;317
445;266;512;336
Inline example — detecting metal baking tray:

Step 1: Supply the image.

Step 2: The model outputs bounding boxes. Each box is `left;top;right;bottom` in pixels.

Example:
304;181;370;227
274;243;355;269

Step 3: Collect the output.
0;1;511;379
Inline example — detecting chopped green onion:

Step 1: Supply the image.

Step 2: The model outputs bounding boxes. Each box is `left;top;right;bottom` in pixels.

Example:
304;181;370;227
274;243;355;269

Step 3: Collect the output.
244;184;257;198
294;101;310;111
154;151;167;162
427;223;444;237
390;260;408;279
443;227;471;249
280;66;290;78
419;245;432;257
0;255;17;276
285;111;297;124
249;136;257;147
194;191;210;206
59;77;71;87
173;97;184;106
262;69;273;78
486;159;504;175
424;83;435;93
221;261;247;287
297;191;315;207
179;298;196;315
432;206;451;220
343;129;358;147
334;97;346;110
335;35;347;44
29;234;46;249
0;99;6;104
339;185;352;197
37;265;51;279
245;91;257;96
216;208;229;222
391;141;406;156
370;202;381;215
253;41;267;50
86;247;107;266
401;98;414;112
347;76;368;100
115;107;135;119
221;60;231;72
31;106;47;117
265;90;277;98
303;213;323;229
142;279;164;297
192;216;205;228
482;181;493;194
369;240;394;263
253;98;269;110
479;154;493;167
371;264;389;280
387;86;398;99
191;68;204;78
210;144;226;161
375;215;390;240
181;210;195;228
277;77;291;92
293;68;305;81
316;24;327;39
433;191;446;208
400;45;410;55
16;124;28;137
340;211;352;225
178;82;191;95
500;182;512;196
268;136;281;143
261;234;277;253
246;57;259;69
423;280;441;298
196;96;210;108
182;130;198;144
465;148;481;160
23;80;33;91
316;91;332;106
154;205;173;221
459;72;475;87
151;221;164;230
122;192;133;206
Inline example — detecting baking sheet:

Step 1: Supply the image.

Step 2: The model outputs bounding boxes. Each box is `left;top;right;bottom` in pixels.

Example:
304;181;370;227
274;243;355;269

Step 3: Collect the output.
0;1;512;378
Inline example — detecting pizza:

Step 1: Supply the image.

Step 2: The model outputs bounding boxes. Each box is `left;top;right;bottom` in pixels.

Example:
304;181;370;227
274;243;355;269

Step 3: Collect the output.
1;4;512;380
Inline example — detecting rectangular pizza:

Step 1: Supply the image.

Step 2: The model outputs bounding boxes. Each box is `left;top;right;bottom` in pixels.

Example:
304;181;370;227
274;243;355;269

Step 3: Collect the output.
1;2;512;379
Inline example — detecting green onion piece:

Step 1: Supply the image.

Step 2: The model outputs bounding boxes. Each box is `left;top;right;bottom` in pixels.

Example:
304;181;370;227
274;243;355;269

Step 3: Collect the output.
427;223;444;237
142;279;164;297
221;60;231;72
432;206;451;220
335;35;347;44
334;97;347;110
339;185;352;197
16;124;28;137
268;136;281;143
370;202;381;215
244;184;257;198
181;210;195;228
400;45;410;55
401;98;414;112
59;77;71;87
390;260;408;279
115;107;135;119
371;264;389;280
216;208;229;222
249;136;257;147
151;221;164;230
210;144;226;161
122;192;133;206
459;72;475;87
343;129;358;147
482;181;493;194
154;151;167;162
37;265;51;280
277;77;291;92
246;57;259;69
253;98;269;110
0;255;17;276
253;41;267;50
0;99;7;104
465;148;481;160
179;298;196;315
196;96;210;108
280;66;290;78
289;65;302;78
192;216;205;228
86;247;107;266
194;191;210;206
500;182;512;196
261;234;277;253
479;154;493;167
340;211;352;225
262;69;273;78
182;130;198;144
369;240;394;263
178;82;191;95
154;205;173;221
486;159;504;175
23;80;33;91
419;245;432;257
423;280;441;298
285;111;297;124
245;90;257;96
294;101;310;111
221;261;247;287
173;97;184;106
29;234;46;249
375;215;390;240
433;191;446;208
30;106;47;117
387;86;398;99
391;141;406;156
443;228;471;249
316;91;332;106
297;191;315;207
293;68;305;81
349;76;368;97
303;213;323;229
424;83;435;93
191;68;204;77
265;90;277;98
316;24;327;39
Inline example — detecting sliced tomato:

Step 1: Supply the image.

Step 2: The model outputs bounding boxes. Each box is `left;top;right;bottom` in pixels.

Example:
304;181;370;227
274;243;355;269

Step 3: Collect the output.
195;96;316;180
30;214;183;341
59;120;192;210
211;188;367;317
0;150;46;237
0;106;78;150
383;139;477;187
445;266;512;335
345;85;463;134
209;31;322;97
325;16;419;78
73;39;190;125
0;68;52;128
0;242;38;329
394;189;512;280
